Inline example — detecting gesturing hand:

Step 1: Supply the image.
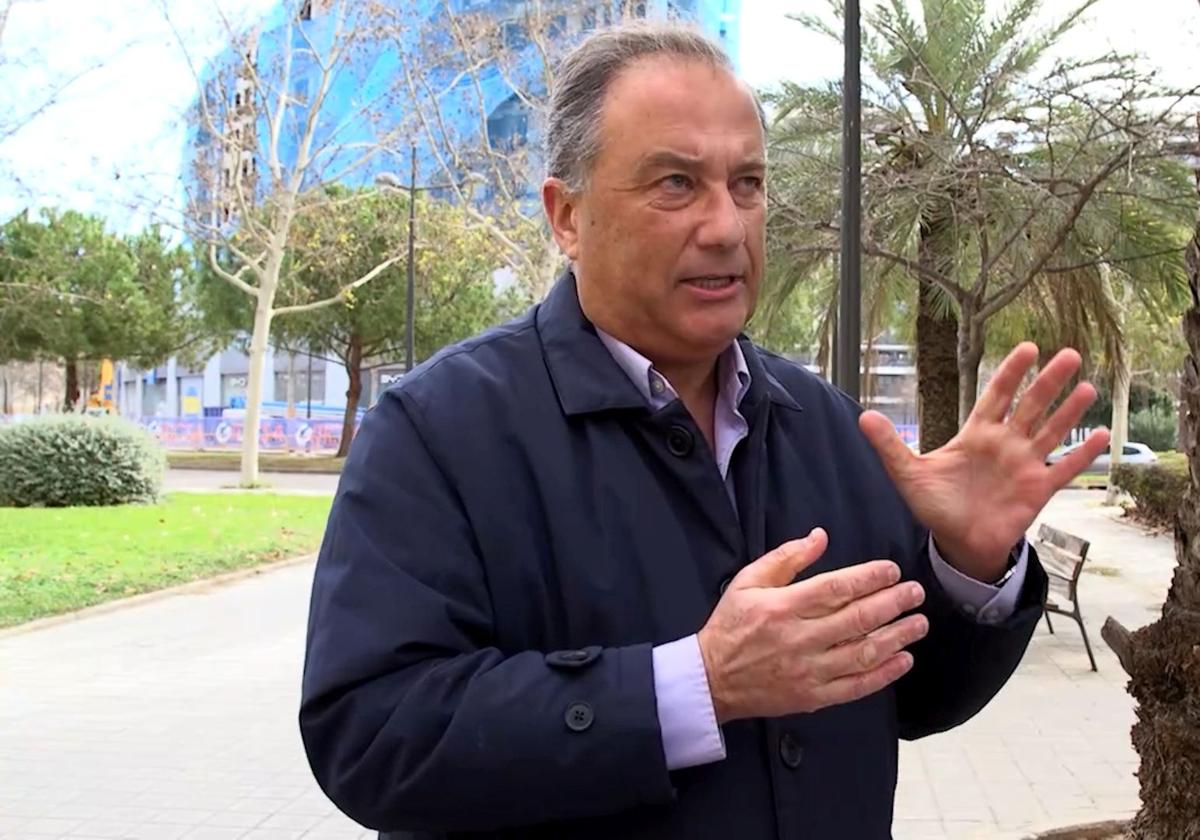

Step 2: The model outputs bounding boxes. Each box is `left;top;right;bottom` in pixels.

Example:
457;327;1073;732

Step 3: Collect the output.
859;342;1111;582
697;528;929;724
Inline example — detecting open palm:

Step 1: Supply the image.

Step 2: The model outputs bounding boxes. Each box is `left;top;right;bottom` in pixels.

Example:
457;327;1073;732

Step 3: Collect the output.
860;343;1111;582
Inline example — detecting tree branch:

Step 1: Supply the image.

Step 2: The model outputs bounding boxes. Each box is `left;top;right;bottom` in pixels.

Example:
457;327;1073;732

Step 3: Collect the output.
273;254;404;316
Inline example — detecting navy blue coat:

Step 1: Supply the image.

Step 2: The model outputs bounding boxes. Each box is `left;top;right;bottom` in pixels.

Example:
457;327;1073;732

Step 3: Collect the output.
300;273;1046;839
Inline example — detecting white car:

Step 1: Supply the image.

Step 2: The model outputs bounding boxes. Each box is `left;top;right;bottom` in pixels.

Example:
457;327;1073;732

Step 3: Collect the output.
1045;441;1158;473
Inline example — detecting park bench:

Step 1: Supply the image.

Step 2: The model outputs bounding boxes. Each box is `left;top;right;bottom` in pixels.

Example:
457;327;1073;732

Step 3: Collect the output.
1035;523;1098;672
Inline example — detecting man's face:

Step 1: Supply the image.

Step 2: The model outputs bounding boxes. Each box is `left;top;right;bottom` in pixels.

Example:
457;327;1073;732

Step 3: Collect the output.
544;56;767;366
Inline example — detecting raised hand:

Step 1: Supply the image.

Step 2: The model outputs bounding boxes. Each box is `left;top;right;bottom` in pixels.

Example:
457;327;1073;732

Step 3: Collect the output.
858;342;1110;582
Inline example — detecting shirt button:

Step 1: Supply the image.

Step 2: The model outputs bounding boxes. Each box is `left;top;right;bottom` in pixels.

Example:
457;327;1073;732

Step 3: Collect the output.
963;604;977;617
779;732;804;769
564;702;594;732
719;576;733;596
650;376;666;395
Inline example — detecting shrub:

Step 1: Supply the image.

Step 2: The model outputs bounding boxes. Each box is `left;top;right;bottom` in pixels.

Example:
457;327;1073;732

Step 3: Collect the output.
0;415;165;507
1113;456;1189;527
1130;406;1179;453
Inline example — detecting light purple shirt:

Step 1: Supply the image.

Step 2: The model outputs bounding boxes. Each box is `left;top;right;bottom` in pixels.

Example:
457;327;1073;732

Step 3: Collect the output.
596;330;1029;771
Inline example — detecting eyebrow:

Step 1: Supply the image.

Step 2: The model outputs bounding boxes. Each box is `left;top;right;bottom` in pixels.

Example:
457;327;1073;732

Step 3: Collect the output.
631;150;767;180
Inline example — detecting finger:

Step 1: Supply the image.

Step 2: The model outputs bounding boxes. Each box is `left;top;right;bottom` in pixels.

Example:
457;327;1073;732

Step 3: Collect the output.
1008;348;1083;436
1031;381;1101;456
1048;428;1111;487
816;614;929;681
809;651;915;710
731;528;828;590
811;580;926;648
969;342;1039;425
784;559;901;618
859;410;917;483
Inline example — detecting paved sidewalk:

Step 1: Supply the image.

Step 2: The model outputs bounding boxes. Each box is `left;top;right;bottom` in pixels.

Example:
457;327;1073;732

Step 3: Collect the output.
894;489;1176;839
0;490;1174;839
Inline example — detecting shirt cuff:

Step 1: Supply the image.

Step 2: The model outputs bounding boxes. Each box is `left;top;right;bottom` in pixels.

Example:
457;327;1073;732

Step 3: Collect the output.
928;534;1029;625
651;634;726;771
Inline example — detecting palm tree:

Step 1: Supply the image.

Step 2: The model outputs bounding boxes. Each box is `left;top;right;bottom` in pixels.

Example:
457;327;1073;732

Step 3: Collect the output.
764;0;1194;450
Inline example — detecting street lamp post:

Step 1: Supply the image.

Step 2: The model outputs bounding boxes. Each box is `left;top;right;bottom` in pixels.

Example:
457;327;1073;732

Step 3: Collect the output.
835;0;863;401
375;155;483;375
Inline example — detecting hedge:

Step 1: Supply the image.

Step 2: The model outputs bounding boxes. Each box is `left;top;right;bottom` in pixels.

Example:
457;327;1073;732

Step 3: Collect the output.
1112;453;1189;527
0;414;165;507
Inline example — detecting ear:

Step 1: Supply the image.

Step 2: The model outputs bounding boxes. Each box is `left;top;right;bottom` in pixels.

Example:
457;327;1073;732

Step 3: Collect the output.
542;177;582;261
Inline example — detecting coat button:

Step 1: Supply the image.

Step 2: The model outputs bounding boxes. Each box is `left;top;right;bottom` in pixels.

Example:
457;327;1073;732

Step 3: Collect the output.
545;648;600;669
565;702;594;732
666;425;694;457
779;732;804;769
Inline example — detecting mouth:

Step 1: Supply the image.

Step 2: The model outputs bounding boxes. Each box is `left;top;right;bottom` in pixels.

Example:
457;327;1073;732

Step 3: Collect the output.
681;275;744;291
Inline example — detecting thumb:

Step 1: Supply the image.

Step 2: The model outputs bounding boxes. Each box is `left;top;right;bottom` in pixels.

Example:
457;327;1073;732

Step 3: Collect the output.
859;410;916;485
731;527;828;590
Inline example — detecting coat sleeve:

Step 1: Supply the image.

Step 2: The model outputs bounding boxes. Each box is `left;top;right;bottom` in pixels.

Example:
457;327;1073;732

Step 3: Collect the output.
299;389;675;833
895;522;1048;740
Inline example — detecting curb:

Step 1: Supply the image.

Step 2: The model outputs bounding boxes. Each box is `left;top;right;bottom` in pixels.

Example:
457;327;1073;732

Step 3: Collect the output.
0;552;317;639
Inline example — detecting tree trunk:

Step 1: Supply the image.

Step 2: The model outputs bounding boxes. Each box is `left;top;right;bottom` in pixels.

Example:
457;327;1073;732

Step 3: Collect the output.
336;333;363;459
63;358;80;413
1105;158;1200;839
1106;264;1132;504
916;212;959;452
240;292;274;487
957;303;986;427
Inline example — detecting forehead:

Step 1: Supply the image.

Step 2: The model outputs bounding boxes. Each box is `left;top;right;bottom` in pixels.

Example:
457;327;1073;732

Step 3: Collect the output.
594;56;765;169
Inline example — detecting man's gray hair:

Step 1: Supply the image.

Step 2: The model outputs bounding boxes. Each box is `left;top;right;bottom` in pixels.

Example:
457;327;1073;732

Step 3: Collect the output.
545;22;761;192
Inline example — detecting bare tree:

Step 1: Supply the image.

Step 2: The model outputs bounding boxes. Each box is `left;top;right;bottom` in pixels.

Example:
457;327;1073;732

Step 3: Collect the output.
381;0;619;301
168;0;408;486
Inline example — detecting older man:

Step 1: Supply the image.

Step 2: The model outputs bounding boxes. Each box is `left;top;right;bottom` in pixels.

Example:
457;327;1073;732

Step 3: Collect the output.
300;23;1108;840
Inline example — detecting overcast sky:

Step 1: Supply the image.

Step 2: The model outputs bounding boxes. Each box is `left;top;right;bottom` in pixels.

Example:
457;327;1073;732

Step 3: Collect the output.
0;0;1196;231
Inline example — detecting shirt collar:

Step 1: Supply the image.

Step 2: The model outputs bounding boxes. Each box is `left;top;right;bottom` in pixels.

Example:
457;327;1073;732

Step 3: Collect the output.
595;328;752;412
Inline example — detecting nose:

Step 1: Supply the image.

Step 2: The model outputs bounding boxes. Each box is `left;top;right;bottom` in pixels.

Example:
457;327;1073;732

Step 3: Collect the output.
694;185;746;252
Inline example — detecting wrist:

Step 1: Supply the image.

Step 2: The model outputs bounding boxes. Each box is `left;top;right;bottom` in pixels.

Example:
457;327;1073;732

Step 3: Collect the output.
696;627;735;725
932;534;1010;583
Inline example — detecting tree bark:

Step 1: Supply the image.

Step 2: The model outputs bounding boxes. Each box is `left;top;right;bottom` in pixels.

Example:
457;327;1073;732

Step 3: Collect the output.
1106;264;1132;504
1109;162;1200;840
63;357;80;413
336;332;363;459
916;211;959;452
240;290;274;487
957;302;986;427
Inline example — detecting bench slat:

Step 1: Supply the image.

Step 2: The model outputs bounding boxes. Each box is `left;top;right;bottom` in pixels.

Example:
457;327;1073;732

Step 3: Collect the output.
1037;523;1089;558
1036;541;1083;580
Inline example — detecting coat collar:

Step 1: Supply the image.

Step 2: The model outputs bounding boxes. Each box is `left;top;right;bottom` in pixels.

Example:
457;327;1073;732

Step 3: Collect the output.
537;269;801;417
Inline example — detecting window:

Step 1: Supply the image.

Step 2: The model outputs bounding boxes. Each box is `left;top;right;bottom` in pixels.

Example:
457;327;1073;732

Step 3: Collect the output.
223;168;231;188
501;20;528;50
487;95;529;150
1123;445;1141;456
235;92;241;108
300;0;313;20
242;160;250;178
274;370;325;405
221;374;248;408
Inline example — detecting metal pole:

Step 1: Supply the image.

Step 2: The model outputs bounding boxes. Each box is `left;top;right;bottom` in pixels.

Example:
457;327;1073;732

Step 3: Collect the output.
405;143;416;373
835;0;862;400
306;349;313;419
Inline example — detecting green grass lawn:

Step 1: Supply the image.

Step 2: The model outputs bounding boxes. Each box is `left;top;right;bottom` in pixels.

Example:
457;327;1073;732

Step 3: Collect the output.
0;493;332;628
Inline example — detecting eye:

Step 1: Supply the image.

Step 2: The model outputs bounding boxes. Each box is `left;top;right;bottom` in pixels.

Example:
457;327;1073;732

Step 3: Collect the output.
733;175;764;195
660;174;693;193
